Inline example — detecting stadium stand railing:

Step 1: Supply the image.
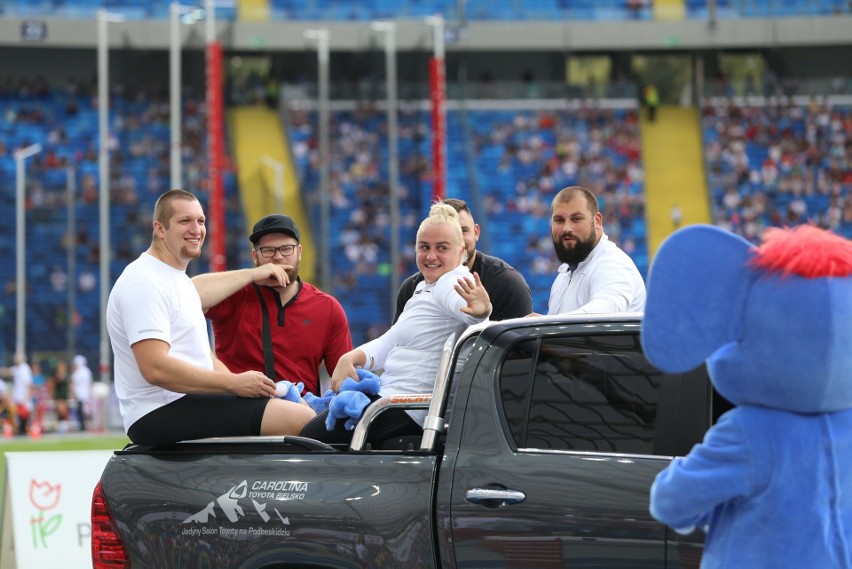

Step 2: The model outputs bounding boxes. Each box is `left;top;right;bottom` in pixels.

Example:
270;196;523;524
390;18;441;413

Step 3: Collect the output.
0;0;848;21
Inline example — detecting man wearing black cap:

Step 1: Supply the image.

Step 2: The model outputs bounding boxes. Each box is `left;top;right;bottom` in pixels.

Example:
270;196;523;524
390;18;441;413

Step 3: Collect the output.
192;214;352;395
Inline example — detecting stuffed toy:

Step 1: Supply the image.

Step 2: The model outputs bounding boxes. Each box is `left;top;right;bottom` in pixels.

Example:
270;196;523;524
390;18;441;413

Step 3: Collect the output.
325;369;382;431
641;224;852;568
274;381;303;403
276;370;383;430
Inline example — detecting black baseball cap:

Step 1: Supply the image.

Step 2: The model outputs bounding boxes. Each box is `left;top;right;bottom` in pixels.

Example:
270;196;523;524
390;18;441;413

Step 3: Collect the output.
249;214;301;244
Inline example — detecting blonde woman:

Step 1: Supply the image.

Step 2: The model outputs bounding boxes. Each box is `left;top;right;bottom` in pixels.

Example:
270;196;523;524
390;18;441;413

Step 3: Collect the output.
301;203;492;444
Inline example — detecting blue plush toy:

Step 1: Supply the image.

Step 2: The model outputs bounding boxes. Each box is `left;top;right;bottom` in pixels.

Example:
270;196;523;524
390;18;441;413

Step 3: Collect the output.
642;226;852;569
274;380;303;403
641;224;852;568
324;369;382;430
277;371;383;427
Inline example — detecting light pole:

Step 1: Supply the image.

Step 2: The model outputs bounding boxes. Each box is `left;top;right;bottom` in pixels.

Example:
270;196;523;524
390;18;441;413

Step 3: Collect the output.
170;2;183;190
371;20;401;314
304;28;330;291
14;143;42;358
97;9;123;384
261;154;285;214
66;166;77;360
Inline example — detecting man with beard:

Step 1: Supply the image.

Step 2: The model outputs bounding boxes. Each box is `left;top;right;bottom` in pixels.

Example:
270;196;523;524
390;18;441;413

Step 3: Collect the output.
193;214;352;396
536;186;645;315
393;198;532;323
107;191;315;446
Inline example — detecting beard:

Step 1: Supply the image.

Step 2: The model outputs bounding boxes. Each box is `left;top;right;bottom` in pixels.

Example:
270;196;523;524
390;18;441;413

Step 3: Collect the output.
553;230;597;265
181;245;202;260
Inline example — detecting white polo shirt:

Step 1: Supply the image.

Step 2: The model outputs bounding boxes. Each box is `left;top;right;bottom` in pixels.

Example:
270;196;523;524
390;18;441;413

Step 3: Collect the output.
548;234;646;315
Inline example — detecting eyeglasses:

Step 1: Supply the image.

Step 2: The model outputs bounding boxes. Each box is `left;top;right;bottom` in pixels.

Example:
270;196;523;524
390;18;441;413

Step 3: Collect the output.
256;244;297;258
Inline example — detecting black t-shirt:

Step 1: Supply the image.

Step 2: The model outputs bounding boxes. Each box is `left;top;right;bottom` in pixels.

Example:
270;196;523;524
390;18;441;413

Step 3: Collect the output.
394;251;533;323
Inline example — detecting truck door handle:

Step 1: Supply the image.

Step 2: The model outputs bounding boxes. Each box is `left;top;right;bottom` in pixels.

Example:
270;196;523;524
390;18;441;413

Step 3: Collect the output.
465;487;526;508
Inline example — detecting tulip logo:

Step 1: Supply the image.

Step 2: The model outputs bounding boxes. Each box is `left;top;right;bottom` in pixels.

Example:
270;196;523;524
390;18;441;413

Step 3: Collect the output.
28;480;62;548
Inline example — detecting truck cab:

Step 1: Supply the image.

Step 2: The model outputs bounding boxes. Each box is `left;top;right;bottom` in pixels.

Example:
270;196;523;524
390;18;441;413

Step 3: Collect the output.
436;314;713;568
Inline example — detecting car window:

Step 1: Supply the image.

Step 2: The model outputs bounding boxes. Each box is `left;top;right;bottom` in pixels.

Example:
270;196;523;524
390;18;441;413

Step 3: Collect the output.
499;334;711;456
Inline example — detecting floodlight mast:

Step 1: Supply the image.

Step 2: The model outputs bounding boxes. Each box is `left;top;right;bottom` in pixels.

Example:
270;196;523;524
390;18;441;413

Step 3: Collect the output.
170;2;183;190
14;143;42;358
97;10;124;383
304;28;331;291
371;21;401;316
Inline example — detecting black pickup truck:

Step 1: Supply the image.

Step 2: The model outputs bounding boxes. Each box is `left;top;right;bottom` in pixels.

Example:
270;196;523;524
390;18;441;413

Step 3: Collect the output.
92;314;720;568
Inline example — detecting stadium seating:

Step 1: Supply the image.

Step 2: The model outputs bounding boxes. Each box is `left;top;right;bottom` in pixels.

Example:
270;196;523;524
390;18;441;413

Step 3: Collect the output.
294;103;649;343
702;98;852;244
0;85;244;357
2;76;849;357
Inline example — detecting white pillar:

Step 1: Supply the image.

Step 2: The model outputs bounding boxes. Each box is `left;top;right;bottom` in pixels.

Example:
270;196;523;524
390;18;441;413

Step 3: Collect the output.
170;2;183;189
304;28;331;291
97;9;111;384
371;21;400;314
13;143;42;358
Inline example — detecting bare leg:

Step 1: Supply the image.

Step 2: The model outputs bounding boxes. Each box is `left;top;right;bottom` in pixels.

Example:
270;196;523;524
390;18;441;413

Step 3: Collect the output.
260;399;316;436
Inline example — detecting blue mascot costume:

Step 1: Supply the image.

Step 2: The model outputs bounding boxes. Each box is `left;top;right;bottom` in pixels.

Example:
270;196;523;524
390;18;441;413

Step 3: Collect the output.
641;224;852;568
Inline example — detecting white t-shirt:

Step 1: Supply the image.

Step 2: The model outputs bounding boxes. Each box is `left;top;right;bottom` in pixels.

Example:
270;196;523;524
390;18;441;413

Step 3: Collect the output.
361;265;487;423
11;362;33;408
548;234;646;315
71;365;93;401
106;253;213;432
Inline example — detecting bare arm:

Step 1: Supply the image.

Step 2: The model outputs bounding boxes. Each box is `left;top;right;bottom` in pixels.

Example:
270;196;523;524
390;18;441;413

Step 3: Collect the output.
191;265;291;312
210;350;230;373
131;338;276;398
329;349;367;393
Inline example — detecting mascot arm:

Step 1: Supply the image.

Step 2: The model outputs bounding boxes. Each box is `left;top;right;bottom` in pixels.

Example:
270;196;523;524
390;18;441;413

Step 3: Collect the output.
650;413;757;532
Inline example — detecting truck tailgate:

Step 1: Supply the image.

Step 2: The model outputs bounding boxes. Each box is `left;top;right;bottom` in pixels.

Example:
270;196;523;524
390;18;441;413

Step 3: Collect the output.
101;446;439;568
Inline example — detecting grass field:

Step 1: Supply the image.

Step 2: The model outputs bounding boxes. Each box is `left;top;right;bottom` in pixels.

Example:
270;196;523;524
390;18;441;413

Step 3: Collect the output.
0;432;130;492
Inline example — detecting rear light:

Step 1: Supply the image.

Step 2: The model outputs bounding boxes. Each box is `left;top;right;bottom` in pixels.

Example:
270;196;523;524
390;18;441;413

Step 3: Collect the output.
91;481;130;568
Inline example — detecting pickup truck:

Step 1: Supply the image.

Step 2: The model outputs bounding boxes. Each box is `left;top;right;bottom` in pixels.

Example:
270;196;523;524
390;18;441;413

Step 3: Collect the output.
92;314;722;568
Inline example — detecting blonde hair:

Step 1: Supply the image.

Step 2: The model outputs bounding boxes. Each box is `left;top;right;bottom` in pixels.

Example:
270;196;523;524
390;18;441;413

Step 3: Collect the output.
416;203;467;263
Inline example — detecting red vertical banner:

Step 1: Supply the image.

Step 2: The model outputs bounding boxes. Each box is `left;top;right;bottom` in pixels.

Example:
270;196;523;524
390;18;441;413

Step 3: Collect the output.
429;56;447;201
206;41;225;272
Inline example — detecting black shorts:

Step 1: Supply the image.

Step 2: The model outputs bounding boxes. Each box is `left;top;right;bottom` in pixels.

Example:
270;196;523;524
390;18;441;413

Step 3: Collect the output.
128;394;269;446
